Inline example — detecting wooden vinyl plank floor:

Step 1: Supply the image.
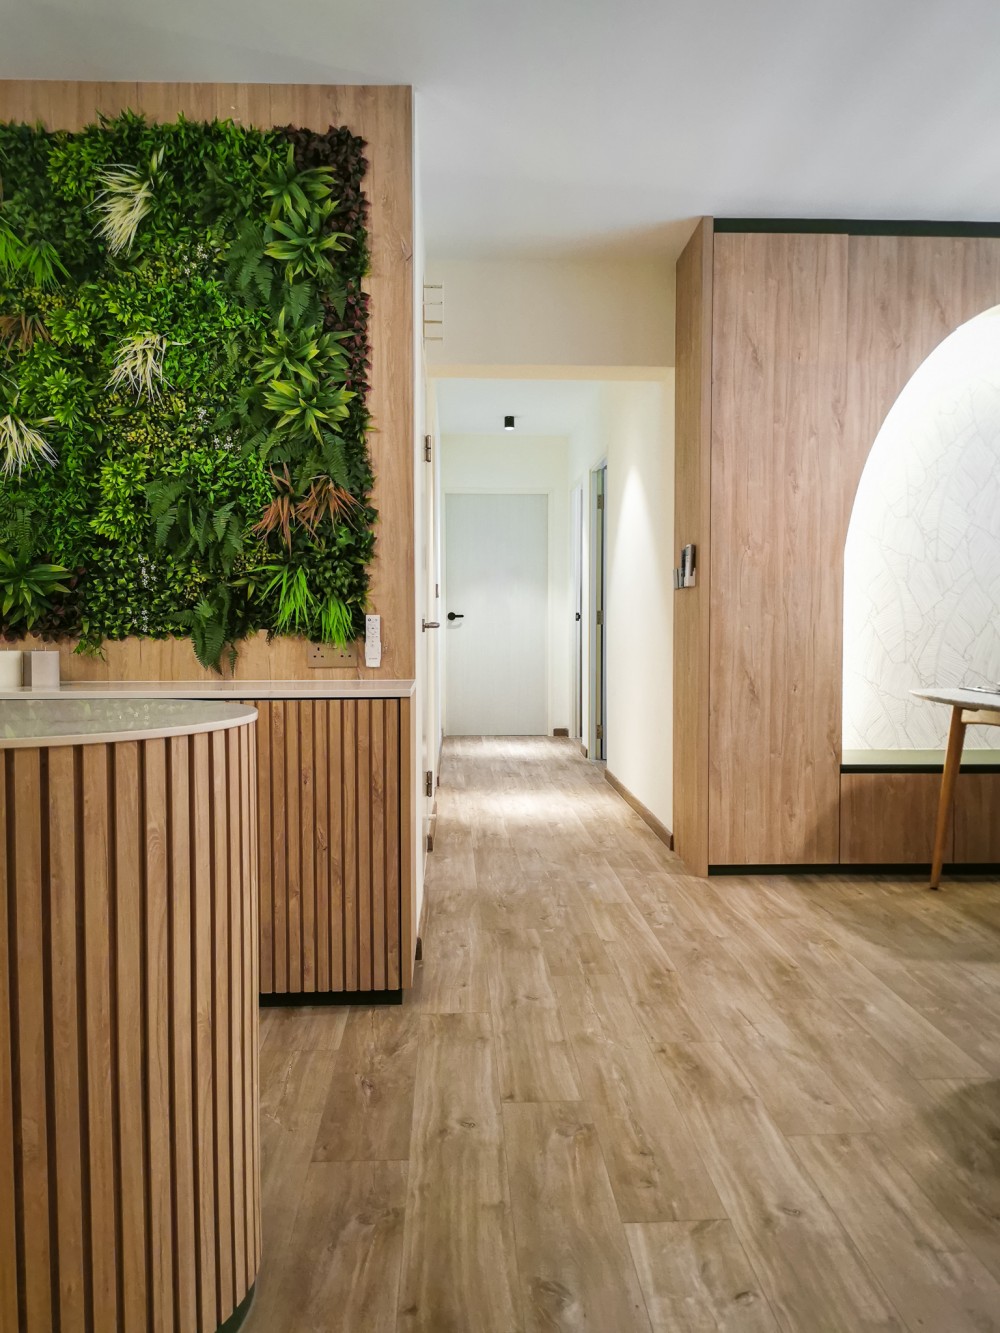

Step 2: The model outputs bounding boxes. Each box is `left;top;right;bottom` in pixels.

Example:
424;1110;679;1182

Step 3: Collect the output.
245;736;1000;1333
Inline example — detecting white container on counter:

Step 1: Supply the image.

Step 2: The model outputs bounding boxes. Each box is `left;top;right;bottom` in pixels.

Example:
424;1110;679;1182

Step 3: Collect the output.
24;650;60;689
0;652;22;689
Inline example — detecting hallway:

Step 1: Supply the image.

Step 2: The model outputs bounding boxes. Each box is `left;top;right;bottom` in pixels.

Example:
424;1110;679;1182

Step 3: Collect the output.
248;737;1000;1332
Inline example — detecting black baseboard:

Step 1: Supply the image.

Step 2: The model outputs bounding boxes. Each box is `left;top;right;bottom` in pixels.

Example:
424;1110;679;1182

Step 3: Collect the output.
260;988;403;1006
708;863;1000;877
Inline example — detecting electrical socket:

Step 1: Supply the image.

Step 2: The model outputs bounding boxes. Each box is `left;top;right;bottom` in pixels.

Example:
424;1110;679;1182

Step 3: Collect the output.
307;644;355;667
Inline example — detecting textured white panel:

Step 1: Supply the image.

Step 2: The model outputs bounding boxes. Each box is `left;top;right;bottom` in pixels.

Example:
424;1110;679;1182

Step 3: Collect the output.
844;306;1000;751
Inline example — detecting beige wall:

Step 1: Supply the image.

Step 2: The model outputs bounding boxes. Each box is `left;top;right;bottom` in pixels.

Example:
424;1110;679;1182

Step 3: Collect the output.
426;258;675;369
570;377;675;830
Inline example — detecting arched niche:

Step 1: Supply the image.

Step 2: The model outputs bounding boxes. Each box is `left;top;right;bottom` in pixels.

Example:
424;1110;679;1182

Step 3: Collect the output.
843;304;1000;752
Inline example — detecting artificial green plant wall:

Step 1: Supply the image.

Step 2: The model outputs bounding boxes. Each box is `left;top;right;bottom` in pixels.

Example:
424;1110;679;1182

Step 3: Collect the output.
0;112;373;668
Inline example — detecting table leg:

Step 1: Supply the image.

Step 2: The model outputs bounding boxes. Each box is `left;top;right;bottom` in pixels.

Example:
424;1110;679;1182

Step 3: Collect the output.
929;705;965;890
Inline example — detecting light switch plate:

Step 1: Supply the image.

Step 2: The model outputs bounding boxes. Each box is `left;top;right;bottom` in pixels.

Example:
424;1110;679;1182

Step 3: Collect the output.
307;644;355;667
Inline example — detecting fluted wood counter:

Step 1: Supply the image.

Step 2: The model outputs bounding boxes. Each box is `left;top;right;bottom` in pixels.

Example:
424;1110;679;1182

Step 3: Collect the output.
0;699;260;1333
1;683;418;1000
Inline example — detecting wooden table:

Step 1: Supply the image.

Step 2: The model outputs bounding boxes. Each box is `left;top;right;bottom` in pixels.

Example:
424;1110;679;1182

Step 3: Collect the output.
914;687;1000;888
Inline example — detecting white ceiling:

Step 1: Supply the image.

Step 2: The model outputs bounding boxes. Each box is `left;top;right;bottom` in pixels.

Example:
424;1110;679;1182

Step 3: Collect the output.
436;379;603;438
5;0;1000;259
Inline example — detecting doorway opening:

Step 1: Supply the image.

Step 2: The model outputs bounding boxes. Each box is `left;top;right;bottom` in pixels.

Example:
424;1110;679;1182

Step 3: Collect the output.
590;463;607;761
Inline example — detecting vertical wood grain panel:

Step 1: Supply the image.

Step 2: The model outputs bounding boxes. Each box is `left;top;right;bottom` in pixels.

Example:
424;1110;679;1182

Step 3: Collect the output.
256;702;273;995
709;231;849;865
385;702;402;989
83;744;119;1329
357;702;373;991
955;772;1000;862
673;217;713;877
211;730;235;1318
845;236;1000;469
371;701;387;990
271;703;287;994
11;749;52;1331
329;702;346;992
191;731;218;1330
115;741;149;1330
48;747;86;1330
0;82;415;685
300;701;316;992
400;696;416;988
343;704;359;991
285;707;302;994
169;735;198;1332
228;728;247;1306
144;738;174;1332
314;702;331;992
0;758;17;1333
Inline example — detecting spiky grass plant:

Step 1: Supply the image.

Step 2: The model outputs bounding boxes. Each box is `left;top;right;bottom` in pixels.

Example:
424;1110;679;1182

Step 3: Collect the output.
92;148;163;255
0;412;57;476
107;332;169;401
318;597;353;646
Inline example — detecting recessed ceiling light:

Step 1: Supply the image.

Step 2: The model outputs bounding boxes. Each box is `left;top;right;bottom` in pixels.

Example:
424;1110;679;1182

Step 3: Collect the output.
504;415;515;430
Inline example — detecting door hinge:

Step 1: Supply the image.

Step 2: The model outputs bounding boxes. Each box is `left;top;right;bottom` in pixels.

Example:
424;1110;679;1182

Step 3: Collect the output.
596;609;603;627
596;723;604;740
423;434;432;463
424;769;434;798
596;493;604;510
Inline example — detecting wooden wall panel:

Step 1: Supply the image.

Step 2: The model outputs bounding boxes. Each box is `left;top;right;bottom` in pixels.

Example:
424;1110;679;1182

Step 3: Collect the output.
709;232;849;865
840;772;950;864
0;719;258;1332
845;236;1000;466
672;218;713;876
677;227;1000;870
955;772;1000;863
0;81;414;683
254;697;406;995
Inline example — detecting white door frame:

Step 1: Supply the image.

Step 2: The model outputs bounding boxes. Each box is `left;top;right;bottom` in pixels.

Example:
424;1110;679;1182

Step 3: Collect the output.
589;462;607;761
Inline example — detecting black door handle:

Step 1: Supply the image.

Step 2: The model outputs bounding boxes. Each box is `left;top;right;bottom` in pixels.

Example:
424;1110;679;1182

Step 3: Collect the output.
575;612;582;621
447;612;464;621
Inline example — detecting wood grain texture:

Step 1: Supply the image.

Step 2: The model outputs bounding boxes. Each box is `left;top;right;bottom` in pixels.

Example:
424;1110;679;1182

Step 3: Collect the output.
955;772;1000;863
840;772;953;864
709;231;849;866
626;1219;780;1332
673;217;714;877
0;720;258;1333
0;81;415;683
244;736;1000;1333
253;697;406;994
677;229;1000;869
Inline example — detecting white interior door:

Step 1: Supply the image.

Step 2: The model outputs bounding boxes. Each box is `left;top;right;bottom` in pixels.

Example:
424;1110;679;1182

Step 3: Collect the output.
444;492;548;735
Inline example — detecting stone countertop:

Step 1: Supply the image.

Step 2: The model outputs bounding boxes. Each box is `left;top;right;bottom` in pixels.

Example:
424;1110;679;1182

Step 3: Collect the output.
0;678;416;700
0;698;256;749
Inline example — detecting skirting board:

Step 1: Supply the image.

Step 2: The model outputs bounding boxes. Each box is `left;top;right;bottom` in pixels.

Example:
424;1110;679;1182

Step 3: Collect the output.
260;989;403;1006
604;768;674;850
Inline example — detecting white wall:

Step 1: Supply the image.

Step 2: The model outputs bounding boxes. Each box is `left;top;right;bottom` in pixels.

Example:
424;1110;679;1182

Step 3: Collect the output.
570;377;675;830
426;258;675;369
440;434;572;734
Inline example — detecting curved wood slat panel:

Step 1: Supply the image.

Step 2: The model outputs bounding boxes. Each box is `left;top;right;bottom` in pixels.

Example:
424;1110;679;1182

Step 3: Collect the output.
0;722;259;1332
